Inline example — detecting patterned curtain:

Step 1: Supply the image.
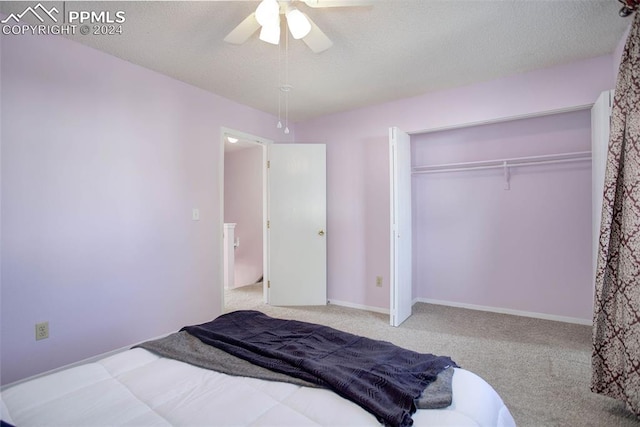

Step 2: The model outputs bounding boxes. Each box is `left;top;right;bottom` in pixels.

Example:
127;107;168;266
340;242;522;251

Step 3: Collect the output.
592;9;640;417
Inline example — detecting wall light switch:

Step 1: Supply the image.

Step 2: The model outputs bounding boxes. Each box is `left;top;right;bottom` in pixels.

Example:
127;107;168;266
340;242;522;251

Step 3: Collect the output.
192;208;200;221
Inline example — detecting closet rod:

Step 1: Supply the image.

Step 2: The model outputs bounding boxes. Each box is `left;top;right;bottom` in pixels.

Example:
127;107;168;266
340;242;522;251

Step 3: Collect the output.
412;151;591;174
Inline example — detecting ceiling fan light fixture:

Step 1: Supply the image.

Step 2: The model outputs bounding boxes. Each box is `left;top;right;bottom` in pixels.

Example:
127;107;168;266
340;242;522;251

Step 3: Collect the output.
259;22;280;44
286;8;311;39
255;0;279;27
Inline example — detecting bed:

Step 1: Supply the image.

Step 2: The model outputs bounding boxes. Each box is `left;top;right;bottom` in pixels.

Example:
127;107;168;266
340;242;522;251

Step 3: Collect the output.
1;311;515;427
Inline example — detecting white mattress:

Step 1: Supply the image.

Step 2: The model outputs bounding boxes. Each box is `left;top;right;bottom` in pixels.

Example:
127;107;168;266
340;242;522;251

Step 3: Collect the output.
1;348;515;426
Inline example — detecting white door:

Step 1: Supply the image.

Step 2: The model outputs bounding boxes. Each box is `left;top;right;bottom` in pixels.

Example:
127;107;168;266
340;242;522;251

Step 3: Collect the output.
389;127;412;326
267;143;327;306
591;90;613;283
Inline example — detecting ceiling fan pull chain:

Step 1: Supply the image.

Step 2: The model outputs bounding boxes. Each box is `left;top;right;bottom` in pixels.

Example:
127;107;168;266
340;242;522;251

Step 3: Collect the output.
284;23;290;135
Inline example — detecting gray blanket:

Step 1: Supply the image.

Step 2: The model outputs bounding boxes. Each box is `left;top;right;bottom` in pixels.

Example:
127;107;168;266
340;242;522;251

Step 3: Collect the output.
135;331;319;388
416;366;454;409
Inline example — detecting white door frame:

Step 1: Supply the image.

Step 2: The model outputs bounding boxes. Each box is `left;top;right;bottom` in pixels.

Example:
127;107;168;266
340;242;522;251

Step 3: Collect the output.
590;91;613;286
219;127;272;311
389;127;413;327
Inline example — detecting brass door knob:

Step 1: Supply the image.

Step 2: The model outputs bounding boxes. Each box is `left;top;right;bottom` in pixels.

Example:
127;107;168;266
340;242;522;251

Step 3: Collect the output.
318;230;325;236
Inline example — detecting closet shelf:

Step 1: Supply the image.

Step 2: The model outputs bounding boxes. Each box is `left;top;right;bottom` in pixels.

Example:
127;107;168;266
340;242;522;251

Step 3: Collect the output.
412;151;592;174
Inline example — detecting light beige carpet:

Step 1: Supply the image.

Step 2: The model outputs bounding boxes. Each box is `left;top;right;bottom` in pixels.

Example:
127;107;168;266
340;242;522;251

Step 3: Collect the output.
224;284;640;427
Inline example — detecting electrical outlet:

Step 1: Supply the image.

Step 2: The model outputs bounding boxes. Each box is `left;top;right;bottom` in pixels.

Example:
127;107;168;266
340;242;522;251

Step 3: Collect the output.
376;276;383;287
35;321;49;341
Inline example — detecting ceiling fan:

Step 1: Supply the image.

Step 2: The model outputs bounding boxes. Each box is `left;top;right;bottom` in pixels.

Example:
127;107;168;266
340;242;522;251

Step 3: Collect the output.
224;0;373;53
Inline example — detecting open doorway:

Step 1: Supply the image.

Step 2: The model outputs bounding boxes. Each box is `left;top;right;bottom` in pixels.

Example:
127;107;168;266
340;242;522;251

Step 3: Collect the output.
221;128;270;311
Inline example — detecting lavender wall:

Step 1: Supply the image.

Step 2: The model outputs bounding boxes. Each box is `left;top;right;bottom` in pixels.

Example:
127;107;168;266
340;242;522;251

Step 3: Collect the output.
295;55;614;314
224;146;263;287
412;110;592;320
1;32;280;385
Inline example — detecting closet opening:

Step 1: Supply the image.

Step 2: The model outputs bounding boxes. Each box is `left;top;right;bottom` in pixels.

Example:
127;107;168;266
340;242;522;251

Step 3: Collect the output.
392;106;597;325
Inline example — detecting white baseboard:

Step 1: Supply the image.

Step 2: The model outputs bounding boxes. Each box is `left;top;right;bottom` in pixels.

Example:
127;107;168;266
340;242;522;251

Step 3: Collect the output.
328;299;389;315
413;297;592;325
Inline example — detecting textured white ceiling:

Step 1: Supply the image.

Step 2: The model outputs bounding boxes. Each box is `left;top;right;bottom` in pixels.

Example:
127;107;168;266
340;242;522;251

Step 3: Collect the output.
2;1;631;122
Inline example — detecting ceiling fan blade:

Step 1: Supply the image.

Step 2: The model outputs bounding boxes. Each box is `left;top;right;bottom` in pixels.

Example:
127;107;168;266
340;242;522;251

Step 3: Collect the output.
303;0;374;7
302;14;333;53
224;13;261;45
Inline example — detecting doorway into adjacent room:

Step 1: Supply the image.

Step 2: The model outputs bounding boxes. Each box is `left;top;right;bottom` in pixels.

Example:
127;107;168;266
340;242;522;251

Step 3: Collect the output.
222;128;269;312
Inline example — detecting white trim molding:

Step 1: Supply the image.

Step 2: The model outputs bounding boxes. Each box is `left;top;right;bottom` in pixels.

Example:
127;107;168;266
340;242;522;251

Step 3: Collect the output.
328;299;390;315
409;104;593;136
413;298;592;326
